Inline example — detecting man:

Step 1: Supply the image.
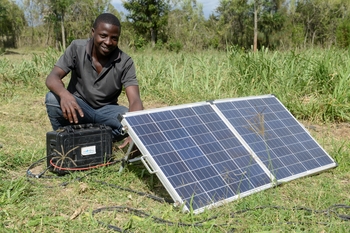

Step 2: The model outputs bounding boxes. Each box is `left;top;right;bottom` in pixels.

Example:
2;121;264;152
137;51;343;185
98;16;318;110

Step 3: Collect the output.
45;13;143;149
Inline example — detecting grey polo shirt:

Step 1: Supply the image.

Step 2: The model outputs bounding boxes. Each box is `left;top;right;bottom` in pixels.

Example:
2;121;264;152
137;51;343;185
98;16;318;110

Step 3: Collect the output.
55;39;138;109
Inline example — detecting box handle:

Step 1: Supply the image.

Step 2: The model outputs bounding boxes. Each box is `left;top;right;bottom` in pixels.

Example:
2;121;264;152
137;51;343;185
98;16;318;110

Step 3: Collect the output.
140;156;157;174
59;123;108;132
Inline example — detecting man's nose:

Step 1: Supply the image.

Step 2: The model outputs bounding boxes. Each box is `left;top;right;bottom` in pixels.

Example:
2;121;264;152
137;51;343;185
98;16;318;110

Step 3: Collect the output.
105;37;112;45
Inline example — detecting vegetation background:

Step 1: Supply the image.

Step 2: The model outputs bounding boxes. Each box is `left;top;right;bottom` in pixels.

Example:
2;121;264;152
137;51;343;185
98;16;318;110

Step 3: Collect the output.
1;0;350;52
1;0;350;232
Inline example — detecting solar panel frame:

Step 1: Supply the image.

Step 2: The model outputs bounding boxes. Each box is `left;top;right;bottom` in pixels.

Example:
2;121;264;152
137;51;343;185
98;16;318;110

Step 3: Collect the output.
120;94;337;214
121;101;275;213
213;95;337;183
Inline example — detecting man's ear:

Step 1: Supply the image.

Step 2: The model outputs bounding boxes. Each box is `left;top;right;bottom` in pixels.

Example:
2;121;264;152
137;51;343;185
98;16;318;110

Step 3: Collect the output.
91;28;95;37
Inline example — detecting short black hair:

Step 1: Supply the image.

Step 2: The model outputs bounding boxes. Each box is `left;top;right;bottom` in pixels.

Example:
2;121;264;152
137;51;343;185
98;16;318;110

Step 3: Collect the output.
93;13;121;30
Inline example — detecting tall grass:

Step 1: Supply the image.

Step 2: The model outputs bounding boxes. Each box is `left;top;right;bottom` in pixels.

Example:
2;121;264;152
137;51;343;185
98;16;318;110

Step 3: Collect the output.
1;47;349;121
126;47;350;122
1;47;350;232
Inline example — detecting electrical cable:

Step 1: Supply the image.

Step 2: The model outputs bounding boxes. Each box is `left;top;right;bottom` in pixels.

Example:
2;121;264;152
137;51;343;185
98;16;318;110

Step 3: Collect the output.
91;179;173;203
49;157;120;172
26;158;350;232
92;206;227;232
91;204;350;232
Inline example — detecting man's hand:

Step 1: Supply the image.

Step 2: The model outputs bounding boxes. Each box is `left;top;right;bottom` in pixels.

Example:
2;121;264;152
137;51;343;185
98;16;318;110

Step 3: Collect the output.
45;66;84;124
60;93;84;124
118;136;133;149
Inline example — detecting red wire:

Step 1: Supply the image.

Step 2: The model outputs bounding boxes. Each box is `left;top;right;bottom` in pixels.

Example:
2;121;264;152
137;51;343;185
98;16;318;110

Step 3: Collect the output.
49;158;116;171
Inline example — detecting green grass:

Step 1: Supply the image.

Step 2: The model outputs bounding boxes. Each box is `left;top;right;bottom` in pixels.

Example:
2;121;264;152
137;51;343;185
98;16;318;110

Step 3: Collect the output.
0;47;350;232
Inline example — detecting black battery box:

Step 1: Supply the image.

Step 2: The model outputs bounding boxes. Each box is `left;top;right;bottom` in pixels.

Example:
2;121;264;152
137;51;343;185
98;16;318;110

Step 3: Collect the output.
46;123;113;174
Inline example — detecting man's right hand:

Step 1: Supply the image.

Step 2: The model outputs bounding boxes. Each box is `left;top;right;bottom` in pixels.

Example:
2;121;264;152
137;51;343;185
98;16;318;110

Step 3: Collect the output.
59;92;84;124
45;66;84;124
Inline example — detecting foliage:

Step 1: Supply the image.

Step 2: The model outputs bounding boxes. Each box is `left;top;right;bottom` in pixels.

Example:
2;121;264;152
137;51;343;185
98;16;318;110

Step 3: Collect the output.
291;0;350;48
0;0;26;48
17;0;118;49
336;17;350;48
131;47;350;122
123;0;170;47
166;0;213;51
1;0;348;51
216;0;251;49
65;0;120;43
258;0;286;48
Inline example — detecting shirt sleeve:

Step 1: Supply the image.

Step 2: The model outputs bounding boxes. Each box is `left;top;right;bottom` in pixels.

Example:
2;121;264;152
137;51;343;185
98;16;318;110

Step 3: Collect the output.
120;56;139;88
55;41;77;74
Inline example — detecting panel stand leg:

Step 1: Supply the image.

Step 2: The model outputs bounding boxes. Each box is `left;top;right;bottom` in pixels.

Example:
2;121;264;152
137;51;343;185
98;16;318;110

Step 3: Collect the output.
118;141;142;173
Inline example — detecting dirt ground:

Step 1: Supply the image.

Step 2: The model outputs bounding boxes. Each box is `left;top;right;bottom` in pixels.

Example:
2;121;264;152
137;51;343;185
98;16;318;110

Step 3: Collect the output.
302;121;350;141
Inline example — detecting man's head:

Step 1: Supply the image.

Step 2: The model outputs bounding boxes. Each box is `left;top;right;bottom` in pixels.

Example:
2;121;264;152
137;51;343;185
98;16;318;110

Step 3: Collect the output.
92;13;121;57
93;13;121;32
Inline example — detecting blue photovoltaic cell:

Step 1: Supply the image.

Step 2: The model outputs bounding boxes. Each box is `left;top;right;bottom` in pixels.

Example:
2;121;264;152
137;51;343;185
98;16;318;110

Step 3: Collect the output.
123;95;336;213
124;104;272;211
214;96;335;180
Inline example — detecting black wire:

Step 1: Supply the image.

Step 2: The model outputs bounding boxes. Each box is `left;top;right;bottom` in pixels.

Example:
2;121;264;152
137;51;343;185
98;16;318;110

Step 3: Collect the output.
328;204;350;221
91;204;350;232
26;158;350;232
92;179;173;203
26;157;68;188
26;157;51;179
92;206;227;232
231;205;350;223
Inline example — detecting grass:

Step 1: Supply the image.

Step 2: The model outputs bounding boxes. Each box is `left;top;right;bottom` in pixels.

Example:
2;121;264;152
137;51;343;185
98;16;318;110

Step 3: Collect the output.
0;47;350;232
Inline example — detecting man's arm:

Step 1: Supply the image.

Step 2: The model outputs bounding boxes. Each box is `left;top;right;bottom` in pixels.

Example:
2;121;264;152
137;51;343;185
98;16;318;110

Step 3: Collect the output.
45;66;84;124
118;85;143;149
125;85;143;112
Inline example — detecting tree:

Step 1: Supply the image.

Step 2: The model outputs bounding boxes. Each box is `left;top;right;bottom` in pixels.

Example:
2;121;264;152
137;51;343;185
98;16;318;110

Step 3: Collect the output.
0;0;26;49
47;0;74;49
65;0;119;44
24;0;75;49
258;0;286;48
166;0;209;51
253;0;260;52
216;0;251;49
19;0;119;48
21;0;41;45
292;0;349;48
123;0;170;47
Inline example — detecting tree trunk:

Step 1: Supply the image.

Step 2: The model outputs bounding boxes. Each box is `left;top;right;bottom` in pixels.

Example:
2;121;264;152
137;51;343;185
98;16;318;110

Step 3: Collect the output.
312;30;317;48
254;1;258;52
61;14;66;49
150;27;156;48
45;24;51;46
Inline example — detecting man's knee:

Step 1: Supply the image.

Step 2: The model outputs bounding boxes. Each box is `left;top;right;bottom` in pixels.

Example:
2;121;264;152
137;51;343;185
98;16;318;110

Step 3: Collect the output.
45;92;63;119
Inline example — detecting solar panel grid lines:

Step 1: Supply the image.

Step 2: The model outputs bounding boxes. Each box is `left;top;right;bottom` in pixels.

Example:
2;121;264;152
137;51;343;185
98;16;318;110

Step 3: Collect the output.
209;103;277;184
177;104;273;211
121;102;274;213
120;102;222;210
213;95;337;182
121;94;337;214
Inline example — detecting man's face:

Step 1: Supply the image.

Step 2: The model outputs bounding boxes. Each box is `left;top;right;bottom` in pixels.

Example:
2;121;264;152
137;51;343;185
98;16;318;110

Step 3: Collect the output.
92;22;120;57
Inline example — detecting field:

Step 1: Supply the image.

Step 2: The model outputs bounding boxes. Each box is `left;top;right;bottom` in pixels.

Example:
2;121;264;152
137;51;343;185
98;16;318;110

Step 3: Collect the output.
1;47;350;232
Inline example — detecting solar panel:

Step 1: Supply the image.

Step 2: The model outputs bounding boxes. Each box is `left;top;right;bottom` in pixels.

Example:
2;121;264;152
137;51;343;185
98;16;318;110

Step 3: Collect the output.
120;95;337;214
213;96;336;182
